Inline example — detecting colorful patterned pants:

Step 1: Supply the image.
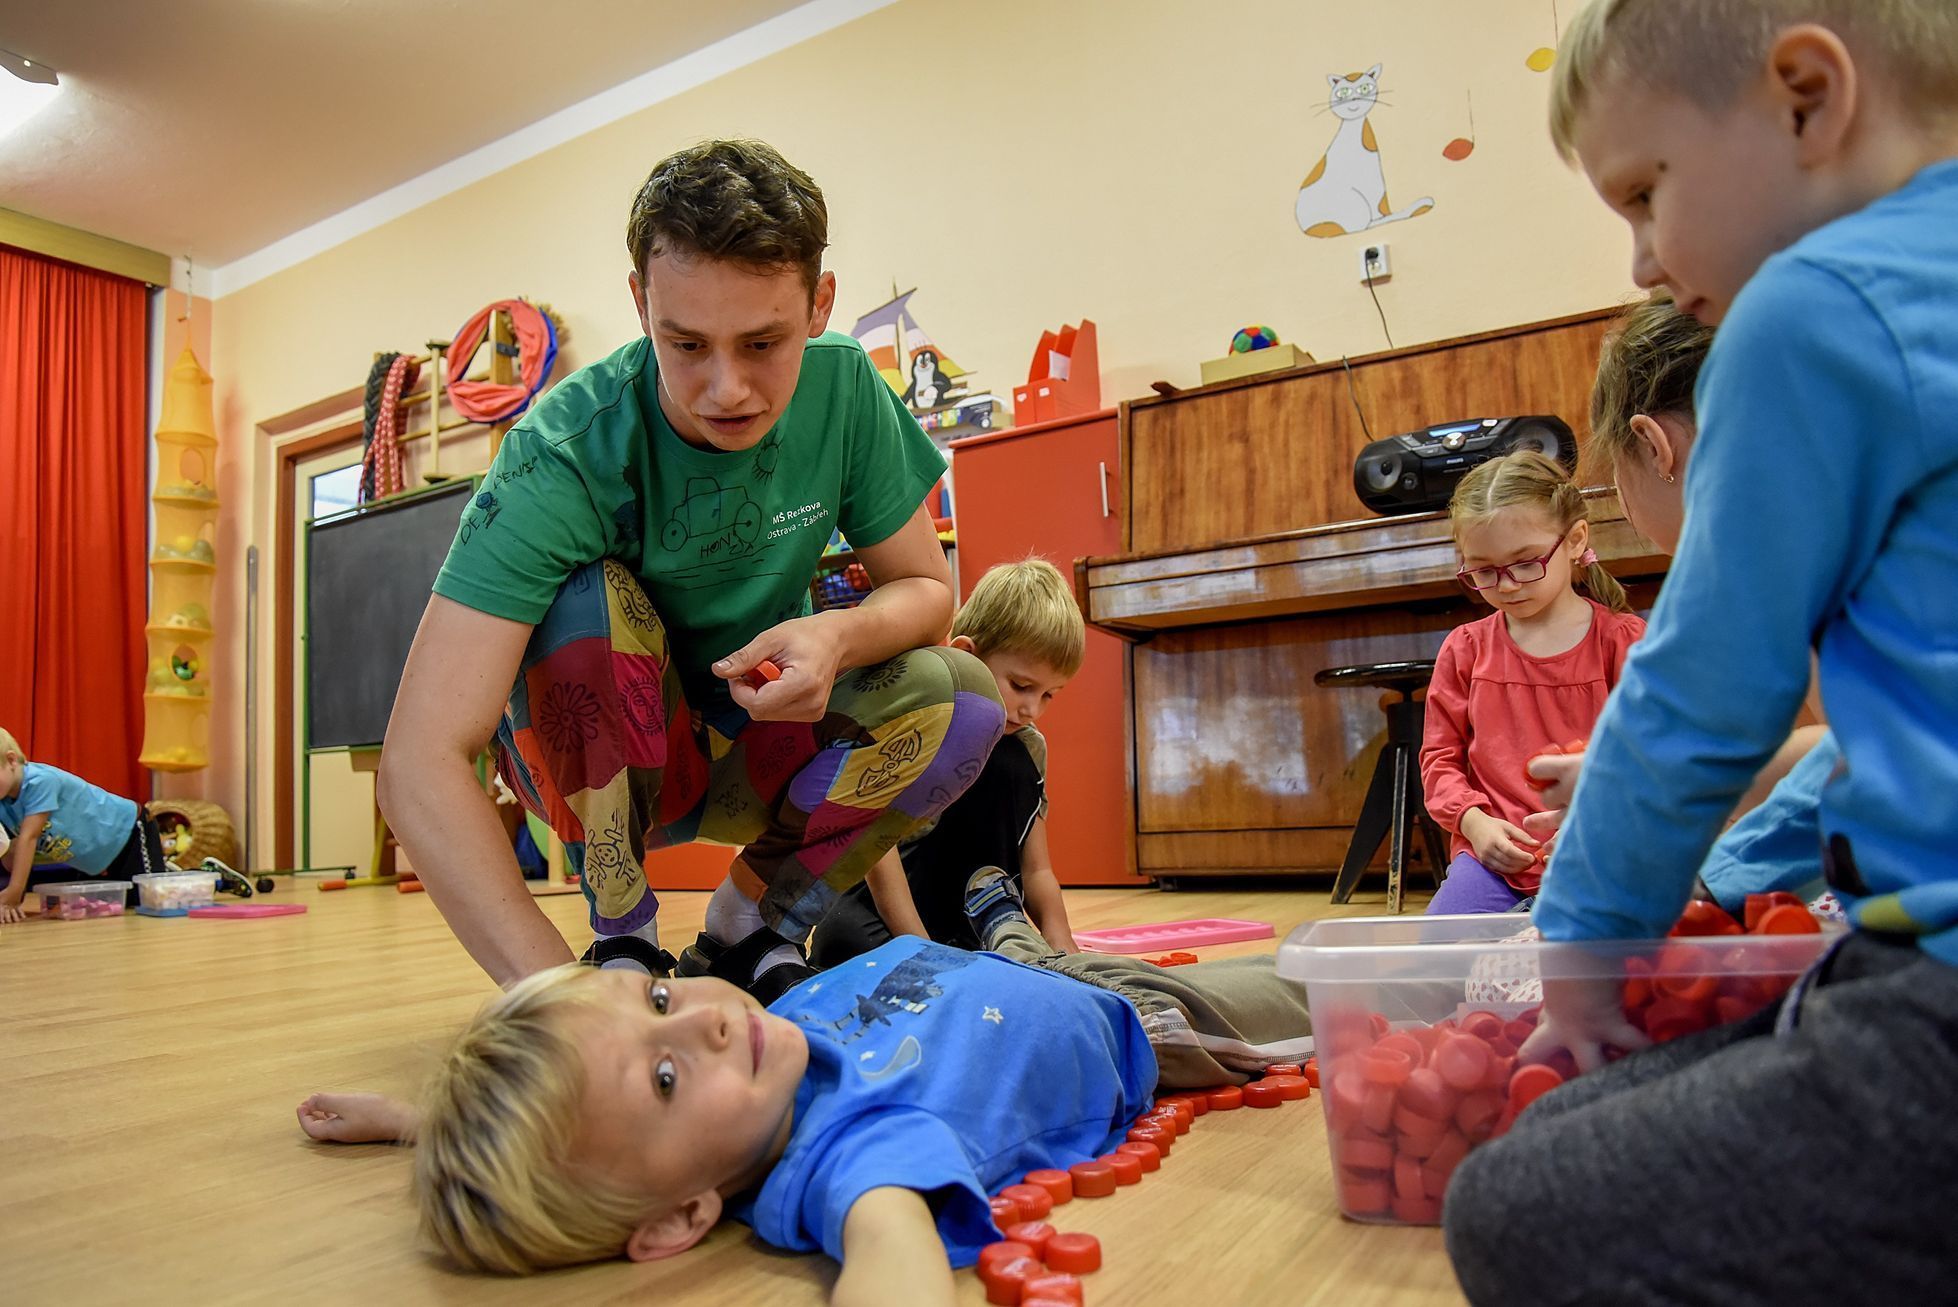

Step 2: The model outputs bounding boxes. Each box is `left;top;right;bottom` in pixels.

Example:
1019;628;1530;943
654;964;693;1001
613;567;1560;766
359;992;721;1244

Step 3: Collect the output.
493;560;1006;941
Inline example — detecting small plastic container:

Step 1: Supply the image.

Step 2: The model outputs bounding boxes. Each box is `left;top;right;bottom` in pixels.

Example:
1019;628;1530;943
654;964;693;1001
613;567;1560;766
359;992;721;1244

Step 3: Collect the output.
133;869;220;915
36;880;132;920
1278;913;1835;1225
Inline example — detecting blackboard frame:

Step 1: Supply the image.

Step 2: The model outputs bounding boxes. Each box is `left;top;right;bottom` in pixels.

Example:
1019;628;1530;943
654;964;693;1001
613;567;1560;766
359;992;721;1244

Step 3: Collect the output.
302;477;478;754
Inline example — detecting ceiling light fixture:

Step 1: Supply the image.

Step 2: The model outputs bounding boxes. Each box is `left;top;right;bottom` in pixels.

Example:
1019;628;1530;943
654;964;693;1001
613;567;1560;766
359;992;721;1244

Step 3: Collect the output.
0;47;59;139
0;48;57;86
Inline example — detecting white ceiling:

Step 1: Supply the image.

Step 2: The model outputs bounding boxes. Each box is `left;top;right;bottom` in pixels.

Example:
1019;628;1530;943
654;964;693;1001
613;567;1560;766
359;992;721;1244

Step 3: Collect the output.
0;0;835;278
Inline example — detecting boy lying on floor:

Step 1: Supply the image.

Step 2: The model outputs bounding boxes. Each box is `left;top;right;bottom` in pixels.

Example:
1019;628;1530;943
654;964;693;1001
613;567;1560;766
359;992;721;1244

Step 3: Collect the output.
298;870;1311;1299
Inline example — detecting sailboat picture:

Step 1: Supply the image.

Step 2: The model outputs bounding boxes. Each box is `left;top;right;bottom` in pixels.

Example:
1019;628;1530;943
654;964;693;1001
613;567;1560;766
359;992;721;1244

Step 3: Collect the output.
850;287;1006;441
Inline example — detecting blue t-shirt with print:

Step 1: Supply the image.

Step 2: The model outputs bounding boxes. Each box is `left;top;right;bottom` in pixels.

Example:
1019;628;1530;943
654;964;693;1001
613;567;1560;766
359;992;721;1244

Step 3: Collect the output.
734;937;1156;1267
0;763;137;875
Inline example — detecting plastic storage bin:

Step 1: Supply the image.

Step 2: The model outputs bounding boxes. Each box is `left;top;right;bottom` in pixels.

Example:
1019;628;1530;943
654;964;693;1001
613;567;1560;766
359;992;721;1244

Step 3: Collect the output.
133;869;220;915
1278;911;1835;1225
36;881;132;920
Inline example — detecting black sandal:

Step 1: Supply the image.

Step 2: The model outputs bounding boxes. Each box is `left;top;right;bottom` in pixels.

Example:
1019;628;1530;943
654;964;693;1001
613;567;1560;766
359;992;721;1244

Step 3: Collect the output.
677;927;816;1005
582;934;679;977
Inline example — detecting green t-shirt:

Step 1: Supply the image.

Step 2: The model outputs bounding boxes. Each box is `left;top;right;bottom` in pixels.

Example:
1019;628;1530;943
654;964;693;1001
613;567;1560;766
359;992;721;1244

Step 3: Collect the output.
433;331;946;709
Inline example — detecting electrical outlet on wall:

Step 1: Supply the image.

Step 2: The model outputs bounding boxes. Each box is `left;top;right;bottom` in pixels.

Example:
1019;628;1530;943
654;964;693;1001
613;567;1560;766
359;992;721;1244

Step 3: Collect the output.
1359;242;1392;284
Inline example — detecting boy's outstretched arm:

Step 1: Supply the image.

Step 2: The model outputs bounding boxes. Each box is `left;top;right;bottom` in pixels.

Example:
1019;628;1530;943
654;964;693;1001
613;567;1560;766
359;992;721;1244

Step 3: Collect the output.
0;811;48;922
1019;818;1078;952
296;1092;419;1144
864;849;930;941
835;1186;952;1307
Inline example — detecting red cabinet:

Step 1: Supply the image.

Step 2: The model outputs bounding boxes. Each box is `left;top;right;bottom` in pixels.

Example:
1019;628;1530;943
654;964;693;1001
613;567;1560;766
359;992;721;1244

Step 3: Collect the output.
951;410;1136;884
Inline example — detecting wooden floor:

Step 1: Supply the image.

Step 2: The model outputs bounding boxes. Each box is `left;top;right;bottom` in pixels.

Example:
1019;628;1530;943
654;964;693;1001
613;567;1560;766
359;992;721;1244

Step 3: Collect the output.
1;872;1464;1306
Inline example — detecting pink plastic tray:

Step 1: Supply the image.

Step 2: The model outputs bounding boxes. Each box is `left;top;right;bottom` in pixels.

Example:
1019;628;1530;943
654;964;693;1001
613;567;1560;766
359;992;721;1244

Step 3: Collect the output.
188;903;308;919
1074;917;1274;955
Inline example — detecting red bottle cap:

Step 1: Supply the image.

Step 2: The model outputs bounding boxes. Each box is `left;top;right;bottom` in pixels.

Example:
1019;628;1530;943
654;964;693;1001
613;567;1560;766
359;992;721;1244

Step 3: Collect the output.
1433;1032;1493;1092
1003;1221;1055;1258
1169;1091;1210;1117
1044;1231;1103;1275
1361;1045;1414;1088
999;1183;1053;1221
1753;903;1821;935
1022;1273;1085;1305
1022;1168;1074;1205
1206;1084;1244;1111
1303;1059;1321;1088
1126;1122;1173;1154
980;1253;1042;1305
1102;1150;1143;1185
1157;1099;1194;1131
1068;1159;1117;1197
1506;1063;1566;1112
1337;1167;1393;1217
1265;1073;1311;1101
1337;1134;1395;1173
1116;1139;1162;1171
978;1239;1036;1271
742;658;782;690
1243;1078;1286;1108
1265;1062;1302;1077
987;1195;1022;1228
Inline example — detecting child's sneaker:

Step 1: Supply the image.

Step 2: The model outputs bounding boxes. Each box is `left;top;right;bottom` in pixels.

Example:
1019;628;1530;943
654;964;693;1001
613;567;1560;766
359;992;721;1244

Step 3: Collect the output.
963;866;1027;947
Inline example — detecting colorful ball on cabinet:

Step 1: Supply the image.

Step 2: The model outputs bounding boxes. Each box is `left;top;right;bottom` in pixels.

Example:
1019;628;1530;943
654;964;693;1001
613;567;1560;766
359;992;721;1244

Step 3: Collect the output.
1231;325;1280;353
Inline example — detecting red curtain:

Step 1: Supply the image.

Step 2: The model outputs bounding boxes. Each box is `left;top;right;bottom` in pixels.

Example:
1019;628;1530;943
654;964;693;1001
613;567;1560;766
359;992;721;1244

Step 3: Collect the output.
0;246;151;802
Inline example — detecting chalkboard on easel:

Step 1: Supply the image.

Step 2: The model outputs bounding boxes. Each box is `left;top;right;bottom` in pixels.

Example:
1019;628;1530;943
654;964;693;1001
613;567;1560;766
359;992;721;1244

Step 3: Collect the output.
305;479;474;750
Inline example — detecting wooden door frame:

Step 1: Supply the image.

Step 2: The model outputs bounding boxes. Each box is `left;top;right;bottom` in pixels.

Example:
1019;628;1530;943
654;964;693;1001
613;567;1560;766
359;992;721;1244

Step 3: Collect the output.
271;416;365;869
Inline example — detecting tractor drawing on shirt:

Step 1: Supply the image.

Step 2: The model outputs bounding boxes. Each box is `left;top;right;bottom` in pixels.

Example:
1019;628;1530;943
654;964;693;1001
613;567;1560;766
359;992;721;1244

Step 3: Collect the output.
831;947;980;1041
661;477;763;553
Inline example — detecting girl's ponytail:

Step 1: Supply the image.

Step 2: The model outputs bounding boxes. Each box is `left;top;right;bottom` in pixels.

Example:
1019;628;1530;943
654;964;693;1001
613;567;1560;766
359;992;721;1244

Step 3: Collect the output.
1584;560;1631;614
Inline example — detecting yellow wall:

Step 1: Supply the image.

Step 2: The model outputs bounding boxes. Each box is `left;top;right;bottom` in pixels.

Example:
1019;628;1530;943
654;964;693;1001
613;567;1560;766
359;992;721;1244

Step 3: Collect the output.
203;0;1636;864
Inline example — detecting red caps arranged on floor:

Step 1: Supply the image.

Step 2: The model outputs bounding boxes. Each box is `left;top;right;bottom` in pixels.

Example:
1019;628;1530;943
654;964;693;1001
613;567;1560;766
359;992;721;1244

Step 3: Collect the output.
980;1253;1044;1304
1126;1122;1173;1154
1100;1151;1143;1185
1068;1159;1117;1198
1115;1140;1161;1171
1022;1169;1074;1206
988;1195;1022;1228
1264;1073;1311;1101
1044;1232;1103;1275
1022;1273;1085;1305
1206;1084;1244;1111
1001;1183;1055;1221
1003;1221;1056;1258
1265;1063;1302;1077
1243;1079;1286;1108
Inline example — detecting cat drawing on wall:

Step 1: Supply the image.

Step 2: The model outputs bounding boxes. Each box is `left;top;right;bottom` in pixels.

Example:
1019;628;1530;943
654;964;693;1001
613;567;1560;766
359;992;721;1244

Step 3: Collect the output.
1295;64;1434;238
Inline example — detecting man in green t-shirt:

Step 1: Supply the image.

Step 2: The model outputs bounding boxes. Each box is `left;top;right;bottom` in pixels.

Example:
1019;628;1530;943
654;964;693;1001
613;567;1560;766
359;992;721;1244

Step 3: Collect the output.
383;140;1005;1000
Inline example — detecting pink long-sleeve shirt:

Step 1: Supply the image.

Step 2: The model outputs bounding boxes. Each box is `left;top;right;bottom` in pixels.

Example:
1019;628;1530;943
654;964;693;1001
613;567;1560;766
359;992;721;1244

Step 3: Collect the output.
1420;599;1647;892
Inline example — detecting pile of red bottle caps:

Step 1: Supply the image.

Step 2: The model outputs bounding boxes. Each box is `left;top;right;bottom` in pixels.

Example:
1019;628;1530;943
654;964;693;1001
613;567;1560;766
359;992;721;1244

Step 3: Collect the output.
1320;892;1824;1223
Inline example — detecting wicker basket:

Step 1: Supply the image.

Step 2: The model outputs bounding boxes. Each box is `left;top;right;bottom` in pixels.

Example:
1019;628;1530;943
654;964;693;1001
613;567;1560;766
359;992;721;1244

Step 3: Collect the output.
146;797;238;867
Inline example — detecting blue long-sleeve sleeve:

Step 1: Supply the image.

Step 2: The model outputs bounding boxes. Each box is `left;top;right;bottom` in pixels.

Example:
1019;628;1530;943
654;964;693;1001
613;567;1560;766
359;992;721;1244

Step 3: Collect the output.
1697;732;1838;909
1536;160;1958;956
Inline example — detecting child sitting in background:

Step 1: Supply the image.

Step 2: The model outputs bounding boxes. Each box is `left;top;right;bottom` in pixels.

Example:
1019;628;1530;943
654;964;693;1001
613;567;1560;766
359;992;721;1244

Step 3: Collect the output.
1418;452;1646;915
0;727;164;923
1562;291;1837;913
810;558;1082;965
1446;2;1958;1302
296;870;1312;1290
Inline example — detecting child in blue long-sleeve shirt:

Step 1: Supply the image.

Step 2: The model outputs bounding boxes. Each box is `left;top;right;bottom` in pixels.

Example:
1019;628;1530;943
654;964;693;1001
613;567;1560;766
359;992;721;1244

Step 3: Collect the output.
1444;4;1958;1304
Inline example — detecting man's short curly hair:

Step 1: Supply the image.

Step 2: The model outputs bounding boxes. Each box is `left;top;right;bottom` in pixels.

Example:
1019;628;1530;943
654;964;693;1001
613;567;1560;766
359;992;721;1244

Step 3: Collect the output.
626;139;828;298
